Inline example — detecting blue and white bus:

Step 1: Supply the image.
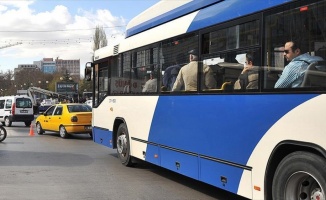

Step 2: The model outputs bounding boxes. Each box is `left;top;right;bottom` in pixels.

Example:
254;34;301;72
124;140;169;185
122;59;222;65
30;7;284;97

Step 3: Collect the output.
85;0;326;199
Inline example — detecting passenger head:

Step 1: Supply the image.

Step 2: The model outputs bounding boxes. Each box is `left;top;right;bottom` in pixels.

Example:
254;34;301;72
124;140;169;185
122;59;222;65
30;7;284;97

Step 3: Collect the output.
284;40;303;62
188;49;198;62
246;52;254;66
149;72;156;79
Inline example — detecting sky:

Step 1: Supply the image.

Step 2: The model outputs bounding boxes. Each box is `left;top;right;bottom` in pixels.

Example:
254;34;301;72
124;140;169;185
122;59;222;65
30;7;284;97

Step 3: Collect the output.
0;0;160;75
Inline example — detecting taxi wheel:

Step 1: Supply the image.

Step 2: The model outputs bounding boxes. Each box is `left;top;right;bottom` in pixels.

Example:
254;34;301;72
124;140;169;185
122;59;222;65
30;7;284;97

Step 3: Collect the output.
0;126;7;142
59;125;69;138
4;117;12;127
36;122;44;135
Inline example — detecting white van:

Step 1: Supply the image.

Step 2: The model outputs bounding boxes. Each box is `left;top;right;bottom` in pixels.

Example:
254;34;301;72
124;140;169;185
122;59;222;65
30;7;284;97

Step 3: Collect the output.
0;95;34;127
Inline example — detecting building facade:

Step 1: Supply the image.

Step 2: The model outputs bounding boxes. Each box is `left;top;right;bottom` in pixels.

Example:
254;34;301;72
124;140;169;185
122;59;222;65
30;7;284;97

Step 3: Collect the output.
55;59;80;79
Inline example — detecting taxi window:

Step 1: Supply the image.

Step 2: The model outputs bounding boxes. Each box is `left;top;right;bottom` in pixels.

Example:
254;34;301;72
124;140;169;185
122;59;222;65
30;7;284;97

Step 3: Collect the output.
45;106;55;116
53;106;63;115
67;105;92;112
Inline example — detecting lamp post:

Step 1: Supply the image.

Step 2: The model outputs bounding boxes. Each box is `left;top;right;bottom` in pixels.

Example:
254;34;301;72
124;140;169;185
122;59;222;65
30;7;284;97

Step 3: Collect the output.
38;80;49;89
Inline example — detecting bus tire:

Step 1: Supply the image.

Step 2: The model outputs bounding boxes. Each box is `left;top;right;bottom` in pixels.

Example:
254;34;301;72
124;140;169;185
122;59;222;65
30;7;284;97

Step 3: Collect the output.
272;151;326;200
116;123;133;166
5;117;12;127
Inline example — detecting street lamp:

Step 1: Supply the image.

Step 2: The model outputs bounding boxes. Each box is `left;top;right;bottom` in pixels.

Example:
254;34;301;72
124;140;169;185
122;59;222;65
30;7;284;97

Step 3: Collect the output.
60;77;72;81
38;80;49;89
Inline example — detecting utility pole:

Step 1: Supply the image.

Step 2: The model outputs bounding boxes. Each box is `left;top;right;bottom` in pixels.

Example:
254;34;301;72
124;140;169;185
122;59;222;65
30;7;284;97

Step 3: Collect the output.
0;42;22;49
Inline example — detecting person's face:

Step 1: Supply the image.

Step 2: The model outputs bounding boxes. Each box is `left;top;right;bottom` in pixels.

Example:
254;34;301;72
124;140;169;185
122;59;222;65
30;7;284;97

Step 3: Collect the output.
245;60;252;67
284;42;300;61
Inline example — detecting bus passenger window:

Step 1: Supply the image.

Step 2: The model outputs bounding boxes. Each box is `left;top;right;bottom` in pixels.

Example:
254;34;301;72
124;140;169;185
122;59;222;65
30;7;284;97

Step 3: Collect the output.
172;49;216;91
142;72;157;92
233;52;259;90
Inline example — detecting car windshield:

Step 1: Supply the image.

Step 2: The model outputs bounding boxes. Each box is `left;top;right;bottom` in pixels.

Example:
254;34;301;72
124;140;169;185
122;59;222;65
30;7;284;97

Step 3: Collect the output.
67;105;92;112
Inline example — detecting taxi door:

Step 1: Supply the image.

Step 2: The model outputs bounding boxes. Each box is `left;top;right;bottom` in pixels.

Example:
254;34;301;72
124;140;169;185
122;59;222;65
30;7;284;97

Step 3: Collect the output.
49;105;63;131
41;106;55;130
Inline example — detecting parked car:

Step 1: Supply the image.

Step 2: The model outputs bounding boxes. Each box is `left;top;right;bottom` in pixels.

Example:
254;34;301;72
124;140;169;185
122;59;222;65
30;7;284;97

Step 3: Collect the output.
0;95;34;127
35;103;92;138
38;99;54;113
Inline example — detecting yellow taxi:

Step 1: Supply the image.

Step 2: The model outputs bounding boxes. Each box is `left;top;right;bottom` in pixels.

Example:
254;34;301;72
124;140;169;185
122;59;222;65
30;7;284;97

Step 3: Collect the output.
35;103;92;138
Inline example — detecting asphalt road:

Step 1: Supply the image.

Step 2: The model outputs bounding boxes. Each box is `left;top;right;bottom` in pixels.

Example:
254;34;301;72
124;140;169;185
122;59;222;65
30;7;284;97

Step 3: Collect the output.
0;122;248;200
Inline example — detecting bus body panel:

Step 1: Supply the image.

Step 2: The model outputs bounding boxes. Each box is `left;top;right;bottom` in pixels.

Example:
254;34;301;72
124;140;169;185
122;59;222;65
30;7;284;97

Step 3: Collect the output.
96;0;293;59
239;94;326;199
126;0;291;38
93;127;113;148
149;94;316;164
188;0;291;33
126;0;219;37
92;93;325;199
119;12;198;55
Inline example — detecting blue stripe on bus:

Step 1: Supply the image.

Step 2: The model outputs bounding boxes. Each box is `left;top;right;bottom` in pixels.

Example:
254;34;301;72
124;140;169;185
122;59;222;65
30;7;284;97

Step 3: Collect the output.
187;0;291;33
126;0;291;38
93;128;113;148
126;0;222;38
147;94;318;192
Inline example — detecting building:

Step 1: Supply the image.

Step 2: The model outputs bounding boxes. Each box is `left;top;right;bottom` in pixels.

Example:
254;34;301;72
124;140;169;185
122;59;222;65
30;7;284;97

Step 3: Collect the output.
14;58;81;81
41;58;56;74
55;58;80;79
14;64;39;74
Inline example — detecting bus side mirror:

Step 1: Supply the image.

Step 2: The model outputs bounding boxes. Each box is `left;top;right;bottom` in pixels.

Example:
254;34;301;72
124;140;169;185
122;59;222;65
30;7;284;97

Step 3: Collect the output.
85;62;93;81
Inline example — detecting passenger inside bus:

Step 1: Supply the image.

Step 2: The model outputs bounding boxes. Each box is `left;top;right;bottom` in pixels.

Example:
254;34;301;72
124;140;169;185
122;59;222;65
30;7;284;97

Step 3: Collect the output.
275;39;324;88
234;52;259;90
172;49;216;91
142;72;157;92
162;53;184;91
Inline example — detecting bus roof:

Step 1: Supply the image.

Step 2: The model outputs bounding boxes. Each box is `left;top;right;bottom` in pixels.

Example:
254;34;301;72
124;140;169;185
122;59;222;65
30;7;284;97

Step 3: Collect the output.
126;0;292;38
94;0;293;61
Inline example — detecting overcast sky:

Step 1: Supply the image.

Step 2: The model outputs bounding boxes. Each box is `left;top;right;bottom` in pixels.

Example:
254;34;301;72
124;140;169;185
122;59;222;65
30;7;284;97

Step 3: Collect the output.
0;0;160;74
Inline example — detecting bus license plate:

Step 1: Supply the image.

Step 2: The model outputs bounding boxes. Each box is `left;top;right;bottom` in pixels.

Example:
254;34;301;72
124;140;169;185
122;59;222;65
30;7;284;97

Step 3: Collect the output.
84;126;92;130
20;110;28;113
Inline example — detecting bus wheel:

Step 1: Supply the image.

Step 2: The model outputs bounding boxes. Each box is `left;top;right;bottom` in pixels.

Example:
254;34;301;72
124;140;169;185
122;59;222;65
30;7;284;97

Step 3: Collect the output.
116;123;133;166
4;117;12;127
272;151;326;200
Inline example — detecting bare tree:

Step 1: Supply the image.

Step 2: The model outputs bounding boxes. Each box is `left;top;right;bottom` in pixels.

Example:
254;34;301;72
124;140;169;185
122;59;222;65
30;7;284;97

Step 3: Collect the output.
93;25;108;52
